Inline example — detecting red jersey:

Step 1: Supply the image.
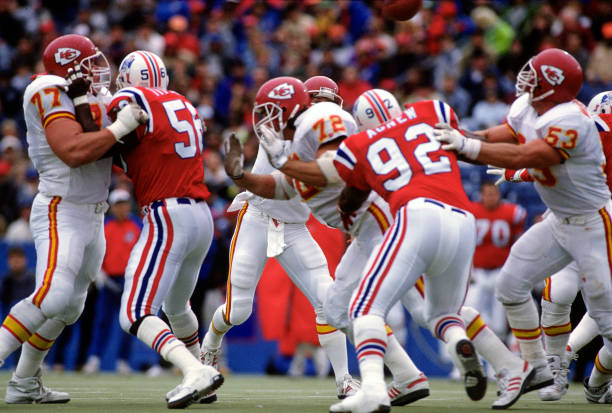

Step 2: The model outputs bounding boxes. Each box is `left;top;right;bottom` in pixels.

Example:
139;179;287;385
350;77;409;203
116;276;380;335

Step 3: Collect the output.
334;100;471;215
102;217;141;276
107;87;210;207
595;113;612;192
471;202;526;269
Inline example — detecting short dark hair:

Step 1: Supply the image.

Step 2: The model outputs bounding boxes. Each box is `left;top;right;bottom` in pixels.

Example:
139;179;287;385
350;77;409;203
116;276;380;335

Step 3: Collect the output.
7;246;25;258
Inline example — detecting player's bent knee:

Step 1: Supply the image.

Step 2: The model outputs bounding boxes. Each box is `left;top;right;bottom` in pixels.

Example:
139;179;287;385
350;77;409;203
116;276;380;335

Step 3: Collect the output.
227;298;253;326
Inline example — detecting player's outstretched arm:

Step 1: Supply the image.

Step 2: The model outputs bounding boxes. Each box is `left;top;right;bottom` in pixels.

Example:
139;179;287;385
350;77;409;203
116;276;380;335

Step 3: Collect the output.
434;124;562;169
224;133;289;200
473;124;517;143
46;103;148;168
279;141;343;188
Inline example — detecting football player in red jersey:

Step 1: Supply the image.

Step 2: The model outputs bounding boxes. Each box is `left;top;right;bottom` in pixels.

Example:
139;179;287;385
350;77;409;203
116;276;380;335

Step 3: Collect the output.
330;100;487;413
75;50;222;409
467;182;525;340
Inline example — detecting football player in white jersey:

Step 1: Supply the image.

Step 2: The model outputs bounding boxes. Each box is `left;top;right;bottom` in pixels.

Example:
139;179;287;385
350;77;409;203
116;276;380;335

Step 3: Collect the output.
0;34;146;404
436;48;612;404
225;79;435;406
488;90;612;403
200;76;358;402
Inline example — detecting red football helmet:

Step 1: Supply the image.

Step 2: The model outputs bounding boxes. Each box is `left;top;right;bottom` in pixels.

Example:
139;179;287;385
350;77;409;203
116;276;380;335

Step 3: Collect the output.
42;34;111;93
252;77;310;139
515;48;582;104
304;75;343;106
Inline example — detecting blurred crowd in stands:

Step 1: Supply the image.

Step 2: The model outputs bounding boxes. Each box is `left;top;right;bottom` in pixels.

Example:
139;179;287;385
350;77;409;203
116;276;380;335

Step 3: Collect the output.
0;0;611;373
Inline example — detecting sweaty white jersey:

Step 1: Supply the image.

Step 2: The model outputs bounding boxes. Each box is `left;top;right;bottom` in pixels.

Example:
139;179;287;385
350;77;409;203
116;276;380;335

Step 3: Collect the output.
506;94;610;217
230;144;310;223
289;102;373;233
23;74;112;204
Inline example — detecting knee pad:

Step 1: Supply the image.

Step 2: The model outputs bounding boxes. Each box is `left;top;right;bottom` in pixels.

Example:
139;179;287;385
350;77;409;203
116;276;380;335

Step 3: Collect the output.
540;300;571;328
322;285;350;330
226;295;254;326
119;309;134;334
495;272;529;305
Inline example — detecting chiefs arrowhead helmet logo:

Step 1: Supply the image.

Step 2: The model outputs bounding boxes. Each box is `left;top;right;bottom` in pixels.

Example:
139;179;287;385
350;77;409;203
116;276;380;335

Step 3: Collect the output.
541;65;565;86
54;47;82;66
267;82;295;100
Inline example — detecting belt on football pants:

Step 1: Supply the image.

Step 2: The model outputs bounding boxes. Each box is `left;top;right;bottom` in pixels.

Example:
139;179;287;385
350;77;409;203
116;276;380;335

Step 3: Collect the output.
142;197;204;215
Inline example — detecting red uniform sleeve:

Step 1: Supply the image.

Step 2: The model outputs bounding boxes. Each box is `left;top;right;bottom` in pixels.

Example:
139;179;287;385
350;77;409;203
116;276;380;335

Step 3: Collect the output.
334;139;369;190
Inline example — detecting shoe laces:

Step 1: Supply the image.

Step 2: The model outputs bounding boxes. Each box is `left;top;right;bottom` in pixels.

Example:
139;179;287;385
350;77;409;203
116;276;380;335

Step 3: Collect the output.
495;369;509;396
201;349;219;369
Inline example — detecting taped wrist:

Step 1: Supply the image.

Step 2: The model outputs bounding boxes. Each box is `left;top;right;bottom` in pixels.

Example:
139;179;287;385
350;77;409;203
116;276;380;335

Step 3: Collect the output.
106;121;129;143
72;95;88;106
461;138;482;160
316;150;342;184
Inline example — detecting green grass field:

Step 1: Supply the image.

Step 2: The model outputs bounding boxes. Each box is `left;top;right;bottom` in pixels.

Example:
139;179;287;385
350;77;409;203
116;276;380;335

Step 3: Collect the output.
0;372;603;412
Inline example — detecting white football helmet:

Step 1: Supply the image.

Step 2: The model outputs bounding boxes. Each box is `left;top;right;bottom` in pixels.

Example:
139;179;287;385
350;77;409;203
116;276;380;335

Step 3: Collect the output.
352;89;402;131
588;91;612;115
116;50;169;90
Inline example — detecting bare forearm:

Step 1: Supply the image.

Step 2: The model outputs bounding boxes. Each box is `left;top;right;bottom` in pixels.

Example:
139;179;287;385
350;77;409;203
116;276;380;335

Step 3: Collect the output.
74;104;98;132
477;142;552;169
68;130;118;166
475;124;517;143
279;159;327;187
232;172;277;199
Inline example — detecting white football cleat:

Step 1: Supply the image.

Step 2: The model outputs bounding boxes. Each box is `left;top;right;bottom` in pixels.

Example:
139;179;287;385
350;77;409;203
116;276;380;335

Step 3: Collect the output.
387;373;430;406
492;361;534;409
166;365;224;409
584;377;612;404
538;354;569;401
337;374;360;399
523;358;554;393
329;387;390;413
197;347;221;404
5;369;70;404
453;339;487;401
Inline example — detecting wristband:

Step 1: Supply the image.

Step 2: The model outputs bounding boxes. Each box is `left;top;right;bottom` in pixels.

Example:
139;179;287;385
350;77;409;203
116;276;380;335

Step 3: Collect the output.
462;138;482;160
73;95;89;106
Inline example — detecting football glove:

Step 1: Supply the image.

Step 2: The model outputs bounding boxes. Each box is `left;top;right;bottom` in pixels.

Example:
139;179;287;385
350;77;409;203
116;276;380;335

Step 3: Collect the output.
486;166;532;186
257;124;288;169
337;205;357;232
106;102;148;143
65;63;91;106
433;123;481;160
224;133;244;180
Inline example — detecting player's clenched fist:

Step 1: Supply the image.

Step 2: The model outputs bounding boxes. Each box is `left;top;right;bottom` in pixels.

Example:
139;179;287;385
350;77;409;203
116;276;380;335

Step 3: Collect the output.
224;133;244;179
106;102;148;143
65;63;91;106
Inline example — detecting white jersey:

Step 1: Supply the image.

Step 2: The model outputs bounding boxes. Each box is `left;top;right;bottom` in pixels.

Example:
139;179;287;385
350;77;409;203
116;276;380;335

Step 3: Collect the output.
228;144;310;224
23;74;112;204
506;94;610;218
290;102;377;234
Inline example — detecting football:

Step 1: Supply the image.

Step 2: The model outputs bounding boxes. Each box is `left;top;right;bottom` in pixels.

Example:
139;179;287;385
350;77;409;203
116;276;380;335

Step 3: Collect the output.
381;0;422;21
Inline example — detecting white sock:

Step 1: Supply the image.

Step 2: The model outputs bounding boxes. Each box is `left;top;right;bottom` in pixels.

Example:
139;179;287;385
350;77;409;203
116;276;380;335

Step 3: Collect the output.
588;345;612;387
353;315;387;387
461;306;523;373
136;316;199;375
0;300;46;361
317;318;348;383
16;318;65;377
429;314;466;348
167;310;200;360
568;313;600;355
541;300;571;360
202;305;231;351
384;328;421;383
504;300;546;363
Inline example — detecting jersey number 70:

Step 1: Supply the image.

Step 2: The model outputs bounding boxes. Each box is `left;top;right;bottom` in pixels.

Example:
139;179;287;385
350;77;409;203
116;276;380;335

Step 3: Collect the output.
366;123;451;191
